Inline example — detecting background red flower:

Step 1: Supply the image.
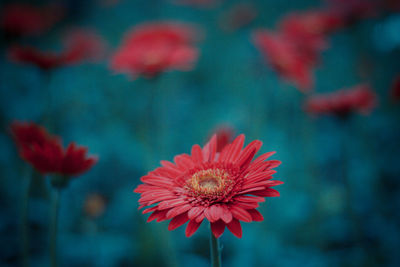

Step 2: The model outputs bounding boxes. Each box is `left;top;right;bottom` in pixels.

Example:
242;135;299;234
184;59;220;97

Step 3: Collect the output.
305;84;377;117
8;29;106;71
110;22;200;78
253;30;314;92
0;3;64;37
11;122;97;176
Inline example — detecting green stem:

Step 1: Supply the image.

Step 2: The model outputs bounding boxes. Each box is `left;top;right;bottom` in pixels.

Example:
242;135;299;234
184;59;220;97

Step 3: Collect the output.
50;188;61;267
21;170;32;267
210;228;222;267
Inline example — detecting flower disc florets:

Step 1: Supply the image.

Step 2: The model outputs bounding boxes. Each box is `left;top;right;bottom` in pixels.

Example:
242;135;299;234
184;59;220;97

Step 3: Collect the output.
184;167;238;205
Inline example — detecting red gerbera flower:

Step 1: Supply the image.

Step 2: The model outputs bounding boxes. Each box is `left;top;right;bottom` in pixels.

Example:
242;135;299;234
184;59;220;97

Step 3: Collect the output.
280;10;343;37
134;134;282;238
0;3;64;37
62;28;107;64
279;10;343;63
390;75;400;101
10;121;56;156
326;0;378;25
304;84;377;117
8;28;106;71
8;46;65;70
252;30;314;92
110;22;199;78
10;121;98;176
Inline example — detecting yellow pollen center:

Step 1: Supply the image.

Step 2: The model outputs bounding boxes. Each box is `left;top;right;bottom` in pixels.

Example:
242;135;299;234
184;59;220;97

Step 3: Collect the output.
198;176;220;190
186;169;234;198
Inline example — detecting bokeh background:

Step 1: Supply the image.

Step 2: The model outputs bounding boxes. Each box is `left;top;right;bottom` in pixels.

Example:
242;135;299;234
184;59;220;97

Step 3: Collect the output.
1;0;400;266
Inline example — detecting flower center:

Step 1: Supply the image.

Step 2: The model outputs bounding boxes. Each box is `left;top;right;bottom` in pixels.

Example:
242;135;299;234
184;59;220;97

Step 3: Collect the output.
198;176;220;189
185;168;234;199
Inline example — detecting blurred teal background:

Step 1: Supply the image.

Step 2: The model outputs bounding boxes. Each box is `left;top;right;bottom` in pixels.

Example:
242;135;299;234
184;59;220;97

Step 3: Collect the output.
1;0;400;266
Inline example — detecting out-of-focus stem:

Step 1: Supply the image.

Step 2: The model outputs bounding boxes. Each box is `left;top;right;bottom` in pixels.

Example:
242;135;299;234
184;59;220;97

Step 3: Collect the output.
21;168;32;267
49;188;61;267
210;228;222;267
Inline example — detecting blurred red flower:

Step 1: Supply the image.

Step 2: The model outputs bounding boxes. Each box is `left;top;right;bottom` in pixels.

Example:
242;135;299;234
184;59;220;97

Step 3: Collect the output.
134;134;282;238
280;10;343;37
62;28;107;64
211;126;235;152
8;29;106;71
10;121;98;176
110;22;200;78
326;0;378;25
252;30;314;92
305;84;377;117
10;121;56;156
390;76;400;101
0;3;64;37
279;11;343;65
8;46;65;70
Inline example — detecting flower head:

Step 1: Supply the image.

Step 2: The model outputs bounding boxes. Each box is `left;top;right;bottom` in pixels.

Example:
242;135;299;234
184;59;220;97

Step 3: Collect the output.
280;10;343;37
134;135;282;238
10;121;56;156
10;121;97;177
326;0;378;25
8;46;66;70
279;11;343;62
305;84;377;117
62;28;107;64
0;3;64;37
8;28;106;71
252;30;314;92
110;22;199;78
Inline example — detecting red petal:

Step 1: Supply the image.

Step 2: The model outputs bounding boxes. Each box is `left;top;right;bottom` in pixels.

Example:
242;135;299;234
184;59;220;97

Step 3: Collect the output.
251;152;276;165
148;209;169;222
168;212;189;231
234;195;265;203
225;134;245;163
185;219;202;237
236;140;262;169
166;204;192;219
174;154;194;170
158;198;187;210
230;206;252;222
251;188;280;197
220;205;233;223
204;134;217;162
142;206;158;214
140;175;174;188
247;209;264;221
244;170;277;184
191;145;203;164
227;219;242;238
187;206;205;220
204;206;217;222
266;160;281;168
210;220;226;238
